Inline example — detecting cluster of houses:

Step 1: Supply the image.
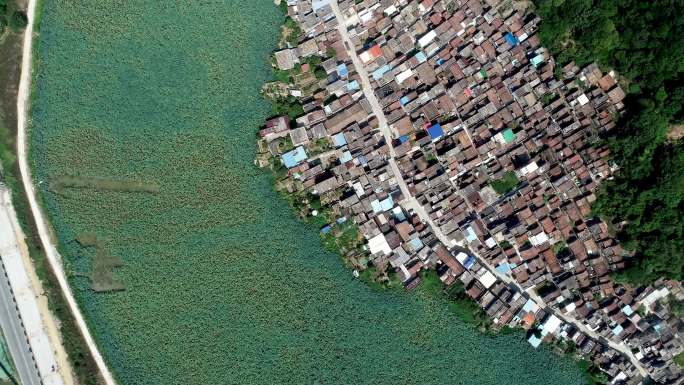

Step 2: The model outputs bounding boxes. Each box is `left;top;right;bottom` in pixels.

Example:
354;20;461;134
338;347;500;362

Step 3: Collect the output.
257;0;684;383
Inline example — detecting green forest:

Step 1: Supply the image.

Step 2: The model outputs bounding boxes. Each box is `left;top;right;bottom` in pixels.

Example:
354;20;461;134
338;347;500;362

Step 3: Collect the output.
535;0;684;284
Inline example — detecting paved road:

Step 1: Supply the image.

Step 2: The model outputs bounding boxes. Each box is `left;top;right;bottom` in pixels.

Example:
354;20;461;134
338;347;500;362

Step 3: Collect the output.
0;259;41;385
0;187;68;385
15;1;117;384
330;1;648;378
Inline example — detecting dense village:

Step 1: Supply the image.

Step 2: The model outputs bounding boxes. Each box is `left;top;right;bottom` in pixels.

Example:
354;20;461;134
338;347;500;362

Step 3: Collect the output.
256;0;684;383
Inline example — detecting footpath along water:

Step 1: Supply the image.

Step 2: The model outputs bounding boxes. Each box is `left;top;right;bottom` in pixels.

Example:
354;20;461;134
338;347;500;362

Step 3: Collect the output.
30;1;588;384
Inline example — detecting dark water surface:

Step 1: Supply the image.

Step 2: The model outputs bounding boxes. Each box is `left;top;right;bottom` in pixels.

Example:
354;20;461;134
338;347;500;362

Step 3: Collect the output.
31;1;586;384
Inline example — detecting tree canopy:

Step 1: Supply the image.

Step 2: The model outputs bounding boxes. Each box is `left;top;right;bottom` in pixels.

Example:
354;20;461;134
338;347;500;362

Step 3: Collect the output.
535;0;684;284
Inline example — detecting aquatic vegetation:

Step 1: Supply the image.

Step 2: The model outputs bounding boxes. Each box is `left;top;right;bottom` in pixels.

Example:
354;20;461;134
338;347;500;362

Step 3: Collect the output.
30;1;587;385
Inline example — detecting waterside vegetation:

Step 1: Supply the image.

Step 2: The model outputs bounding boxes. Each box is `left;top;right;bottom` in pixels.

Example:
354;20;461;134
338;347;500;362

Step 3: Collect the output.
0;1;103;383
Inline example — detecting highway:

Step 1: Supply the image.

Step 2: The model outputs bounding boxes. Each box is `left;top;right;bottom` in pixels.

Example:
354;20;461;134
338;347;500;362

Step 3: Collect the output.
330;0;648;378
0;186;69;385
0;257;41;385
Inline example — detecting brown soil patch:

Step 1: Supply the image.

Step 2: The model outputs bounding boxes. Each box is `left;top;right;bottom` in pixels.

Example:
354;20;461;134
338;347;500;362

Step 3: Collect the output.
667;124;684;141
0;30;23;142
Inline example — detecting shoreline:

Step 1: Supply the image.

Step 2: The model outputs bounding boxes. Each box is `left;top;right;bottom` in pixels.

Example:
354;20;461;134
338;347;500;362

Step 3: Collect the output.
256;1;681;384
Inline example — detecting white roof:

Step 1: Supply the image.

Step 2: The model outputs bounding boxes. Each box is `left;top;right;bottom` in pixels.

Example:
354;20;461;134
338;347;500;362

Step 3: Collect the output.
352;182;364;197
529;231;549;246
478;271;497;289
541;315;562;336
611;372;627;384
360;50;373;63
359;9;374;23
454;252;468;264
368;233;391;255
384;5;398;16
577;93;590;106
641;287;670;309
564;302;577;313
395;68;414;84
519;161;539;176
418;30;437;47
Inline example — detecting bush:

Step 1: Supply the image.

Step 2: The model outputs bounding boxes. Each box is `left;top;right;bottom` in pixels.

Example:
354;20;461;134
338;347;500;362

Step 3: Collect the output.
8;10;26;31
271;96;304;121
490;171;519;194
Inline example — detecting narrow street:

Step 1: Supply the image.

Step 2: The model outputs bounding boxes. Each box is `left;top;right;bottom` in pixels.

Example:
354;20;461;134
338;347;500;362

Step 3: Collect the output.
330;0;647;377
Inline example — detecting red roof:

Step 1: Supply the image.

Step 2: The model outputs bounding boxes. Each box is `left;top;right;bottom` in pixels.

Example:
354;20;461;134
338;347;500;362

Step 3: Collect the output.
369;44;382;58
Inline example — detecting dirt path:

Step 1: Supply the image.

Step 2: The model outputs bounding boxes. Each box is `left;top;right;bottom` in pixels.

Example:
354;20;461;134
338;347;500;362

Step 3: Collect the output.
15;1;117;385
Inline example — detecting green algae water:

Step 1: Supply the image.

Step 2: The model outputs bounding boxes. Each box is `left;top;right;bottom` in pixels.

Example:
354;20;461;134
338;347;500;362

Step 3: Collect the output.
31;1;587;384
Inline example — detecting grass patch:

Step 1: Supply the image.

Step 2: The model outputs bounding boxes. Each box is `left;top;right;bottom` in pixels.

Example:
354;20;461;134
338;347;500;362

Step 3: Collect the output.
50;175;159;194
675;351;684;368
490;171;519;194
75;233;124;293
576;359;609;385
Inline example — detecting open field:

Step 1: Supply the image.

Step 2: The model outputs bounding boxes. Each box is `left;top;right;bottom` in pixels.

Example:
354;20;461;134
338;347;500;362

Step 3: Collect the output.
30;1;587;385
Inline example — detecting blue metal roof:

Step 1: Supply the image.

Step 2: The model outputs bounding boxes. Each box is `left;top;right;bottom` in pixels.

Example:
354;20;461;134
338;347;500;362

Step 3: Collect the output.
311;0;332;12
528;333;542;348
371;196;394;213
337;63;348;77
409;238;424;250
495;263;512;274
505;32;519;47
380;196;394;211
332;132;347;147
612;325;624;336
281;146;308;168
372;64;391;80
414;51;427;63
531;54;545;67
427;123;444;140
399;96;410;106
392;207;406;221
398;135;408;143
340;150;352;163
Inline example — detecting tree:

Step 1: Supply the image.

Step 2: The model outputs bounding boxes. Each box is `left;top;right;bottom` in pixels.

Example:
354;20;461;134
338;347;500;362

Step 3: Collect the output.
535;0;684;284
8;10;26;31
490;171;519;194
